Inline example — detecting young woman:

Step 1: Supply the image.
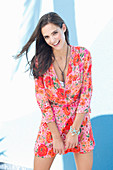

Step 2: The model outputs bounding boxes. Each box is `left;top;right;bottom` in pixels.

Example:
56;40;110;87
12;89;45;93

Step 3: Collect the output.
16;12;95;170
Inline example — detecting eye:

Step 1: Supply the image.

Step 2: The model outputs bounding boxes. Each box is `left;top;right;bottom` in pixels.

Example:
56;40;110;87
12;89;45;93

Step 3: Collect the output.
53;31;58;35
44;36;49;39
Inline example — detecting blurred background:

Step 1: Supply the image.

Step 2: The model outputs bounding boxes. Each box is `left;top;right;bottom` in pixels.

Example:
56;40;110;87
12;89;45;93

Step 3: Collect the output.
0;0;113;169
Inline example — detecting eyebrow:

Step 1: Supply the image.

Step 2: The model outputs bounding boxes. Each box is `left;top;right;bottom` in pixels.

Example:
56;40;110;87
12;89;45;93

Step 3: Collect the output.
43;29;58;38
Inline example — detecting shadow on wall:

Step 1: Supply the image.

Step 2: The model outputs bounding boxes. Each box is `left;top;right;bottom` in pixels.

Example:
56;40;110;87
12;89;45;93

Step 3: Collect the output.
62;115;113;170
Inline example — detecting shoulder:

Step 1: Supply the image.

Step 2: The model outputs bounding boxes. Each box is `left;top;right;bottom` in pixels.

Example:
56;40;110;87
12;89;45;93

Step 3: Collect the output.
71;45;92;61
71;45;90;54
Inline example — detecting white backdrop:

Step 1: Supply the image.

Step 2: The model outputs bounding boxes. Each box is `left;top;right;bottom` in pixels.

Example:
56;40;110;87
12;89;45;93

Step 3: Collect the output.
0;0;113;169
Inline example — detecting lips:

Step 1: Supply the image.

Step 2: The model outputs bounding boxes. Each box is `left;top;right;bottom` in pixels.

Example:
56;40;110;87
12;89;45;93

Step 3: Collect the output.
53;40;60;46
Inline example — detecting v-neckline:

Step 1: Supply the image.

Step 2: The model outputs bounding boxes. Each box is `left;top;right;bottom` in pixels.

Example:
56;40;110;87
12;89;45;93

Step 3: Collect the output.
51;45;72;89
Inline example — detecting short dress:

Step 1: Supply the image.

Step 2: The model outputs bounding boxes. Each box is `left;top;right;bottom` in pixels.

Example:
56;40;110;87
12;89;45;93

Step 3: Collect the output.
34;46;95;158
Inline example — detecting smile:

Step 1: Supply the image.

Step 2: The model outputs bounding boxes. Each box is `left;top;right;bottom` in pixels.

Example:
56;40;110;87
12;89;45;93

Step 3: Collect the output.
53;40;60;46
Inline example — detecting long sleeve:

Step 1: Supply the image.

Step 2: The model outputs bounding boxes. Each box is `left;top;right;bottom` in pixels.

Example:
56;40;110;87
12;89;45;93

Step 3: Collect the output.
76;49;93;114
35;76;55;123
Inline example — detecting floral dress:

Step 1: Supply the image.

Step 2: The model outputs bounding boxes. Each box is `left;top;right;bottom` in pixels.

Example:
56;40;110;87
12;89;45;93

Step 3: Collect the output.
34;45;95;158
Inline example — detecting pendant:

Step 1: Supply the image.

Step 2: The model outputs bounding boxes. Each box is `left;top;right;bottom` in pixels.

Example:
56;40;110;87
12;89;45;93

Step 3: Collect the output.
62;72;65;88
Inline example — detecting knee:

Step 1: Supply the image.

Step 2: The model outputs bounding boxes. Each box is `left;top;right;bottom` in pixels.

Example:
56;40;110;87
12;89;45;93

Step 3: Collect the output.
74;151;93;170
34;155;55;170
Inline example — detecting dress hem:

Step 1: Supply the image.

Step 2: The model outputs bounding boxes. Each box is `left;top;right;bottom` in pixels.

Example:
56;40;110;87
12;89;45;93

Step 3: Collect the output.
34;145;95;158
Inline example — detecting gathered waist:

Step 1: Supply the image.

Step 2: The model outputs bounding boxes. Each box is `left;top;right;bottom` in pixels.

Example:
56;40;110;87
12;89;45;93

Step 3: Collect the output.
49;99;79;108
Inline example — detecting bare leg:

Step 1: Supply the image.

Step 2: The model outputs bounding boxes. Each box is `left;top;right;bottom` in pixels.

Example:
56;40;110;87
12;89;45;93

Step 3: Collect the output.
73;150;93;170
34;156;56;170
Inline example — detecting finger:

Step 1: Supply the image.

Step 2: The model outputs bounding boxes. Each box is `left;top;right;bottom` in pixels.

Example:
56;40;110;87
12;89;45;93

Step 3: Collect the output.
70;143;76;148
55;149;59;154
53;148;56;153
65;144;68;150
61;147;65;155
64;138;67;144
53;148;58;154
58;149;62;155
68;142;73;148
59;145;65;155
72;144;76;148
62;150;65;155
75;142;78;146
65;143;70;150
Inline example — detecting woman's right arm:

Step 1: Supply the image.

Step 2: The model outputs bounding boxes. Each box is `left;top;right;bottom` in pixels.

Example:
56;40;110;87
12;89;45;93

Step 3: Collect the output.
47;122;65;154
35;77;65;154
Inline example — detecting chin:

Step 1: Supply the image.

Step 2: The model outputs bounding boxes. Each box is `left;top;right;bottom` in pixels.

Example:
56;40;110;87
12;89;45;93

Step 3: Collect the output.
52;41;65;50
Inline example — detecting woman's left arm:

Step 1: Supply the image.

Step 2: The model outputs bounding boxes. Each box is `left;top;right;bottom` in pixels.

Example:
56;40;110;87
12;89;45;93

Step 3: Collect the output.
65;49;93;149
65;113;85;150
72;49;93;129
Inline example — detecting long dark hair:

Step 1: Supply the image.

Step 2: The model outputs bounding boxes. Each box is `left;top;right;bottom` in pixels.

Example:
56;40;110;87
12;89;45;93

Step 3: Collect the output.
15;12;70;78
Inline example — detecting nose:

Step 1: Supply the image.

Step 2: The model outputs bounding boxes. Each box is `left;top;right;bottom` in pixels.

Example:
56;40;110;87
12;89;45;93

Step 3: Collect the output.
50;36;55;44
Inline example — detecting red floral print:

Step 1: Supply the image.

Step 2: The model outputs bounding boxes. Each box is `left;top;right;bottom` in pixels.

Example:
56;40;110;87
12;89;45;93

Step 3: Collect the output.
73;53;80;66
34;46;95;158
37;144;48;157
46;131;53;143
67;64;72;76
45;76;54;88
56;88;66;99
63;106;70;116
48;149;56;157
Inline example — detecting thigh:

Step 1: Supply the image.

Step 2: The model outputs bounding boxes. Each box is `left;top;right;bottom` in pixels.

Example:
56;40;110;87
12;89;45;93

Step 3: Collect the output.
73;150;93;170
34;155;56;170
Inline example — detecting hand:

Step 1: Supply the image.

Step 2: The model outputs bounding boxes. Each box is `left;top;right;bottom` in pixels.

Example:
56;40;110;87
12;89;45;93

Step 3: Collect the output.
65;131;78;150
53;136;65;155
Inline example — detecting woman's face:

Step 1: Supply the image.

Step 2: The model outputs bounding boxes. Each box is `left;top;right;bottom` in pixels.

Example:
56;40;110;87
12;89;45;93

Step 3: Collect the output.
41;23;66;50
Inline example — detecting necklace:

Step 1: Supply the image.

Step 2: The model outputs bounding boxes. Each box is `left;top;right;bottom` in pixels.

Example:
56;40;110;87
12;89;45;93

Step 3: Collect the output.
53;45;68;88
